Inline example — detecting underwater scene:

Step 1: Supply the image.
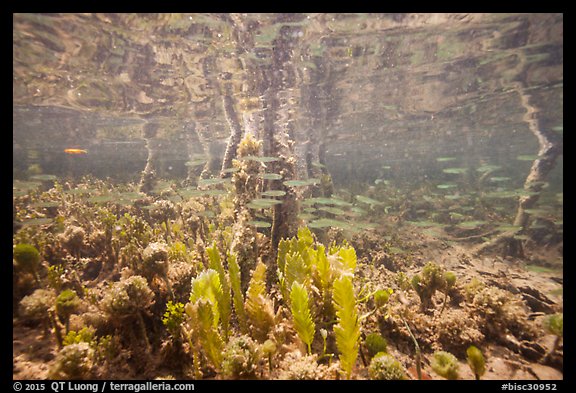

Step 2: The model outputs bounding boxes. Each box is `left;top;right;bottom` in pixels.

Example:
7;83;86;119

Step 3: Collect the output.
13;13;563;381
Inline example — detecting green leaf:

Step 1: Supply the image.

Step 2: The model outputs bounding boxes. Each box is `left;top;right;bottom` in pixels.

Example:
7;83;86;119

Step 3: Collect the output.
290;281;316;354
333;275;361;379
245;262;275;342
189;269;222;329
206;243;231;339
228;252;248;333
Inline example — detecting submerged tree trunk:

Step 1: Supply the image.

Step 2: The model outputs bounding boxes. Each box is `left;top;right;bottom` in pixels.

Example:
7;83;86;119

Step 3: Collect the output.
220;90;245;178
473;86;561;256
139;122;161;194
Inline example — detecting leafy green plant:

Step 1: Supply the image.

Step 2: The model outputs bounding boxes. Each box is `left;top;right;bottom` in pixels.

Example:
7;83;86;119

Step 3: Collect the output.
244;262;275;342
290;281;316;354
206;243;231;339
63;327;95;347
228;252;248;333
185;269;225;370
333;275;361;379
466;345;486;380
431;350;460;380
162;301;185;339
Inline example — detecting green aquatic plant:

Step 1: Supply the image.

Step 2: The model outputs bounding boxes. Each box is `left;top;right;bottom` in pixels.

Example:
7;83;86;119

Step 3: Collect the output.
364;333;388;359
411;262;447;312
19;288;60;345
542;313;563;362
13;243;41;283
543;313;563;337
333;275;361;379
227;252;248;333
142;241;173;298
368;353;407;380
162;301;185;340
431;350;460;380
466;345;486;380
149;199;177;240
48;342;94;380
261;339;277;372
46;264;65;291
101;275;155;353
221;334;260;379
206;243;232;339
440;271;457;315
290;281;316;354
63;326;95;347
244;262;275;342
190;299;225;371
56;289;80;334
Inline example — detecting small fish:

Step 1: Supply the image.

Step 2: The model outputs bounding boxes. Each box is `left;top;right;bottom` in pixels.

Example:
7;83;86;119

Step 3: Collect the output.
64;148;88;155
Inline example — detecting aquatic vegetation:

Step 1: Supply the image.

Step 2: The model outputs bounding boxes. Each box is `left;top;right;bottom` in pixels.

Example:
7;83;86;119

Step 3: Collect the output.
333;275;361;379
368;353;407;380
56;289;80;334
466;345;486;380
364;333;388;359
48;342;94;380
430;350;460;380
221;334;260;379
290;281;316;354
227;253;248;333
13;243;41;283
244;262;275;342
471;286;535;340
162;301;185;340
19;289;58;342
411;262;448;312
101;275;155;352
543;313;563;337
277;352;337;380
63;326;96;347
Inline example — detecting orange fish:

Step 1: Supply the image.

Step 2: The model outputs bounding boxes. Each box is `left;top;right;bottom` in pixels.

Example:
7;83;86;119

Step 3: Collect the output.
64;148;88;155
